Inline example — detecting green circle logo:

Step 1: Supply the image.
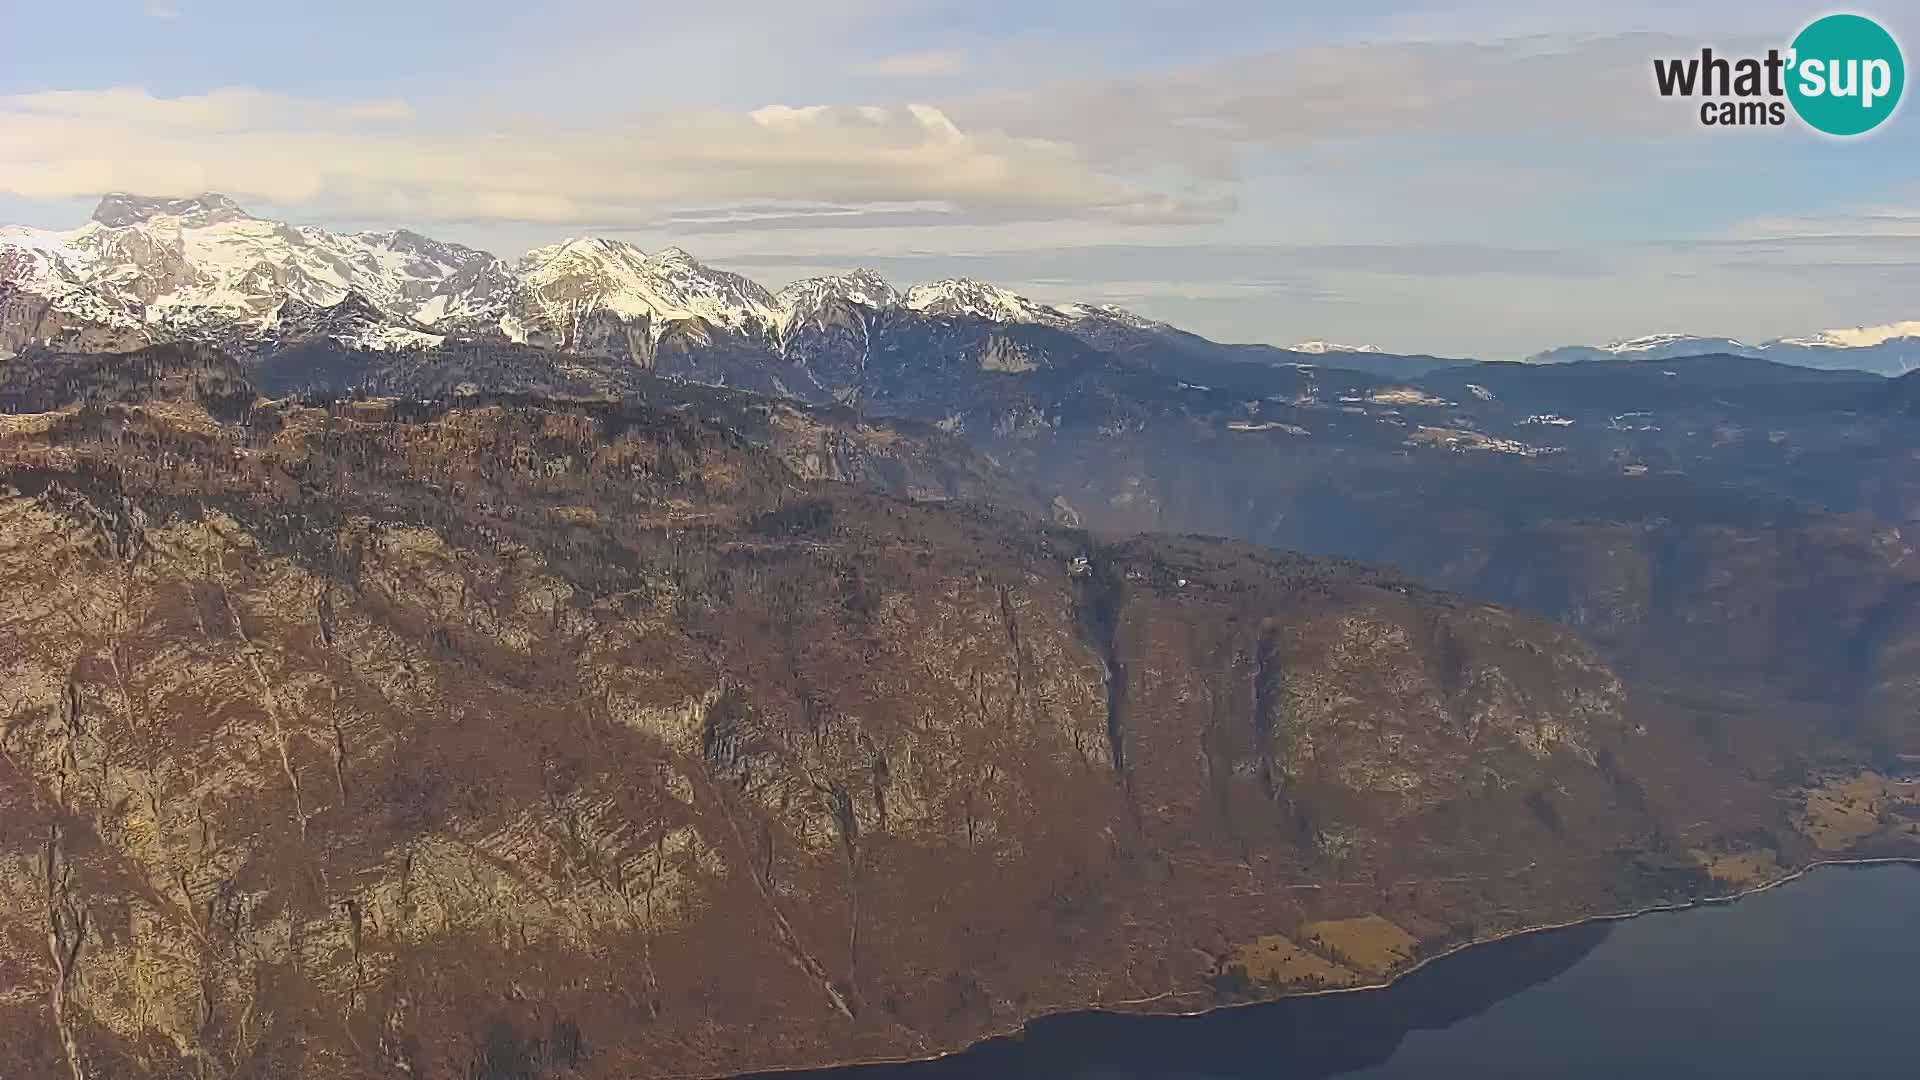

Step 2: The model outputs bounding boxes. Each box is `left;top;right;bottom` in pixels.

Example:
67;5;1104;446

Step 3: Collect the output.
1787;14;1905;135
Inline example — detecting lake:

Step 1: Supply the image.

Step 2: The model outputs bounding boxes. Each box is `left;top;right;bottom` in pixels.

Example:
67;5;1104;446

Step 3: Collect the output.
762;862;1920;1079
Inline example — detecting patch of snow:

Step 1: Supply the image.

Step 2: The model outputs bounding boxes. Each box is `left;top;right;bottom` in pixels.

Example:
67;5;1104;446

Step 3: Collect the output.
414;294;451;325
1290;340;1383;354
1227;420;1310;435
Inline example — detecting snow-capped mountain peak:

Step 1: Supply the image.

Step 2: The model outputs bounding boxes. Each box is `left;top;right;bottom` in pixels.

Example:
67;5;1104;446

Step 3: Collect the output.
1;193;523;354
1598;333;1752;354
505;236;780;350
1527;334;1758;365
518;236;643;274
1289;340;1383;355
905;277;1049;323
7;194;1203;362
1779;321;1920;349
645;245;699;267
1530;322;1920;375
774;269;904;329
777;269;898;308
90;192;251;229
1050;302;1164;331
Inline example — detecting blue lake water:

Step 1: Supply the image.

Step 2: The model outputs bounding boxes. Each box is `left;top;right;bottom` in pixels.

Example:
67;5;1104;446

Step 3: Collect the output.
767;862;1920;1079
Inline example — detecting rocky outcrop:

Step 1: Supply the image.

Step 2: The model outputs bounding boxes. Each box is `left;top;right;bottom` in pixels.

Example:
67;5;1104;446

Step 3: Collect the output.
0;288;153;360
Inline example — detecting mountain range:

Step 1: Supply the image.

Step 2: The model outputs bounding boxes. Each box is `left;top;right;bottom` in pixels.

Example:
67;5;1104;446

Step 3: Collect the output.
5;193;1915;376
0;193;1192;368
5;196;1920;1080
1530;330;1920;376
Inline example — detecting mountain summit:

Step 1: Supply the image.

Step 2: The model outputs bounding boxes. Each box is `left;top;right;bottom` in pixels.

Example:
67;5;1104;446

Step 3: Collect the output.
90;191;253;228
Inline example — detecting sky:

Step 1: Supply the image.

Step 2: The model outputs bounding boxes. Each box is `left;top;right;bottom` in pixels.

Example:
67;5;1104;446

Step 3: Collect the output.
2;0;1918;359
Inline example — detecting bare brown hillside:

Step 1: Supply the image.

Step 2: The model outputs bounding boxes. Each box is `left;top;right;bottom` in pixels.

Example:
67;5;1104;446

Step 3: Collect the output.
0;351;1911;1079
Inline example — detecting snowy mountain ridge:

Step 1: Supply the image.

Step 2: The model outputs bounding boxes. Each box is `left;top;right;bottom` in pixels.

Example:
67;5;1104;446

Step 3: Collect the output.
1;194;1168;360
1288;340;1384;355
1530;327;1920;376
1597;333;1750;354
5;194;1915;376
1778;321;1920;349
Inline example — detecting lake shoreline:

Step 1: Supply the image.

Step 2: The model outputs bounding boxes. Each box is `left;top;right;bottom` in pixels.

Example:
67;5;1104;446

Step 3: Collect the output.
713;855;1920;1080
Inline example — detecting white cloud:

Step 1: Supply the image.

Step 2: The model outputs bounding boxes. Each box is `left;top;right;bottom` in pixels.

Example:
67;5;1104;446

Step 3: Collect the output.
0;33;1744;238
851;48;969;78
954;33;1715;182
140;0;180;18
1725;209;1920;243
0;88;1207;227
1;32;1725;236
7;87;413;132
1704;208;1920;270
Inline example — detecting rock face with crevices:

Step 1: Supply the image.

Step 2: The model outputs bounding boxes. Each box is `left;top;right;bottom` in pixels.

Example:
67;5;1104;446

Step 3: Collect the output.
0;349;1910;1080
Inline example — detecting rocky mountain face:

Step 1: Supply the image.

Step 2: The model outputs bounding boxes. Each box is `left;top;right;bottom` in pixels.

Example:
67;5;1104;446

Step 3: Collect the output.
68;331;1918;762
3;347;1908;1080
45;330;1915;750
864;348;1920;759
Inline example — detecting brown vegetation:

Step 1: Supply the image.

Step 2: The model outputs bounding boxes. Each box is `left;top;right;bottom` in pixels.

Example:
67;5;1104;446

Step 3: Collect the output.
0;351;1911;1079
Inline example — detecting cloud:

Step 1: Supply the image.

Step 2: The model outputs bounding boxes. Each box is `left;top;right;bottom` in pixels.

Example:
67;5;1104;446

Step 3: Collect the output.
0;32;1728;235
952;32;1720;183
7;87;413;133
0;88;1208;228
1700;209;1920;268
725;241;1600;282
1723;209;1920;243
140;0;179;17
666;204;970;232
850;49;969;78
